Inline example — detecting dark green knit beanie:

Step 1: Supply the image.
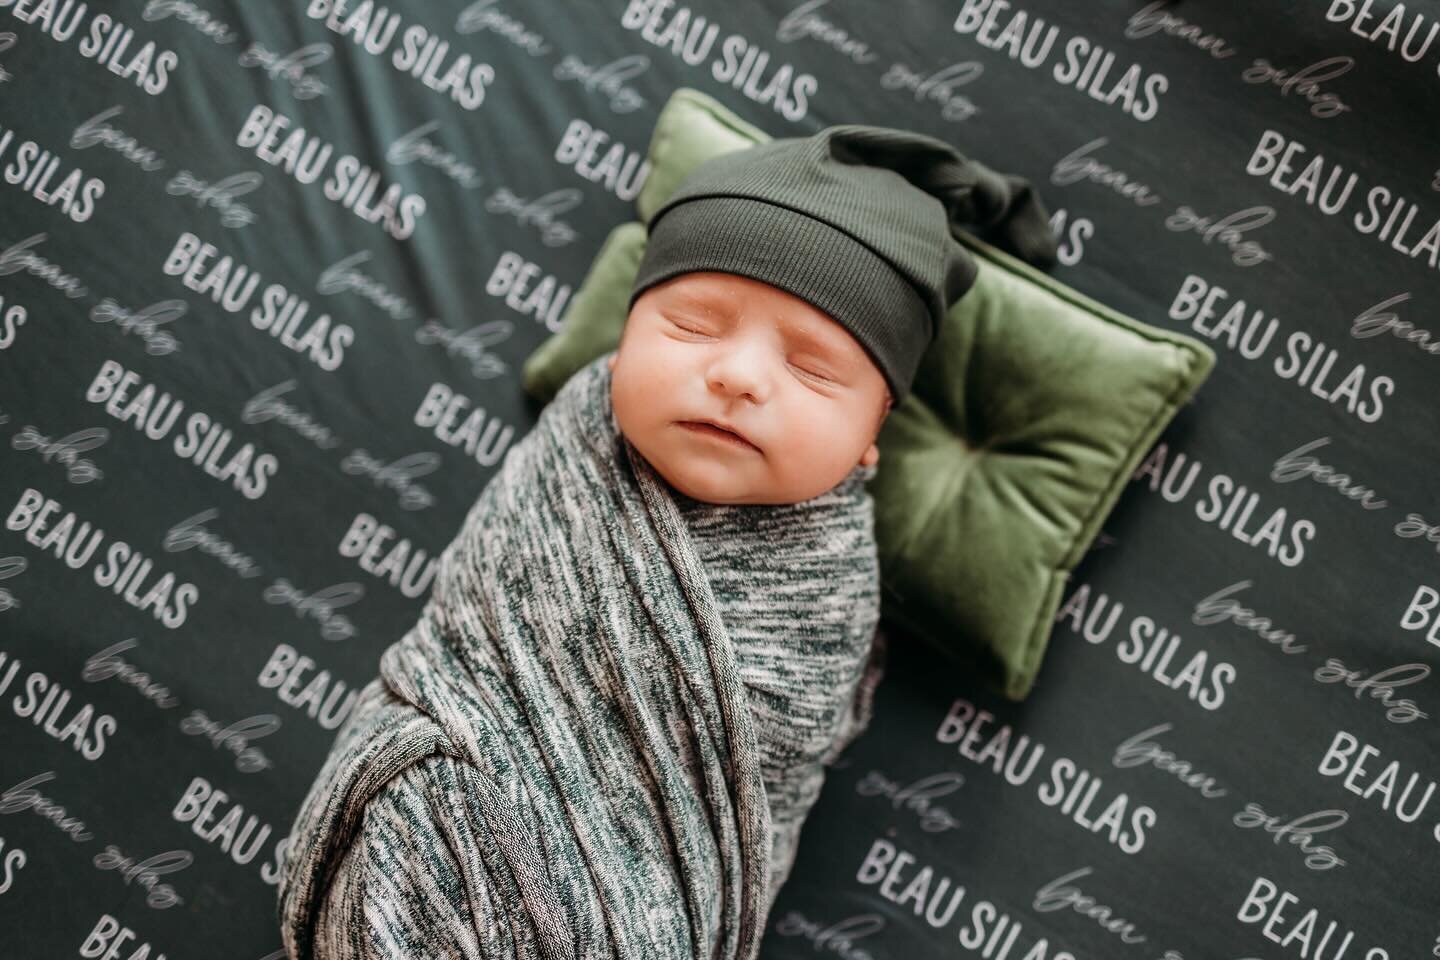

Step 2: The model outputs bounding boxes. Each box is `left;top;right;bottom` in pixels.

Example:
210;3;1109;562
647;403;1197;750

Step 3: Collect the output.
629;123;1059;404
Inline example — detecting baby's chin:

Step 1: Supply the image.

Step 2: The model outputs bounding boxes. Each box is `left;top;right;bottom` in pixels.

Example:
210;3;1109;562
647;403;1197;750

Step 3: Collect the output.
653;459;761;506
651;452;846;507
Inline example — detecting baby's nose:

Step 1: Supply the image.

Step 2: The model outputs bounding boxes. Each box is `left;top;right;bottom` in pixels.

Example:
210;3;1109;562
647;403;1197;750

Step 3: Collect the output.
705;346;771;401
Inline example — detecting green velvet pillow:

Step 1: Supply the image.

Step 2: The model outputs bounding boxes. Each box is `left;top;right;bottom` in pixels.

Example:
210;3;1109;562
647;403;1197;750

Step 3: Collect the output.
523;87;1215;701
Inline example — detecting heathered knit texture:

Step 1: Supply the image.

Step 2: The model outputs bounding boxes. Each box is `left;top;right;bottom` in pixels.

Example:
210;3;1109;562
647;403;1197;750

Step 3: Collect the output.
630;123;1060;404
276;352;886;959
673;461;885;912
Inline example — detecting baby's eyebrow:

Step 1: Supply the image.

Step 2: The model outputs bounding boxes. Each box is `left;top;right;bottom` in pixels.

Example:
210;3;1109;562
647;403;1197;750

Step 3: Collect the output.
668;291;738;319
782;322;844;355
667;289;851;361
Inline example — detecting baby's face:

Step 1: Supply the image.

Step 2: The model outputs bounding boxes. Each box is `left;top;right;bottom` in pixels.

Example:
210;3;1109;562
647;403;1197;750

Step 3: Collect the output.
609;271;893;506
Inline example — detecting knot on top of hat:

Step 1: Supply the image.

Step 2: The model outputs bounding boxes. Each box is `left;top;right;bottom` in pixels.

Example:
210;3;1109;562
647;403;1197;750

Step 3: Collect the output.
818;123;1060;273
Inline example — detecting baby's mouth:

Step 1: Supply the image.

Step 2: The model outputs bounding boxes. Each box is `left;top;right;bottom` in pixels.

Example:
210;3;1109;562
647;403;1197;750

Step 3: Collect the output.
677;420;761;453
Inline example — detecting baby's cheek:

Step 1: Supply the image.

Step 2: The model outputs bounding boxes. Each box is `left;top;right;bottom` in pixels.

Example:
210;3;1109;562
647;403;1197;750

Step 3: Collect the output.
611;375;665;460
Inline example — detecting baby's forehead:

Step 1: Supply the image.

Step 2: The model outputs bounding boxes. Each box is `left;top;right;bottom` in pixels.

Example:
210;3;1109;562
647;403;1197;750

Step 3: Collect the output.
662;273;850;342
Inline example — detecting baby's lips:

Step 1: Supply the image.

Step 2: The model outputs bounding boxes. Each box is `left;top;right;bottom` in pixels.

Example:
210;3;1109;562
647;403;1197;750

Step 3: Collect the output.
678;419;762;452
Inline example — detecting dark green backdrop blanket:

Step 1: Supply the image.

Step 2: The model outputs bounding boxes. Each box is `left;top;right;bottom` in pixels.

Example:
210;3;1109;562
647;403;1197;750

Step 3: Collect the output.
276;352;886;958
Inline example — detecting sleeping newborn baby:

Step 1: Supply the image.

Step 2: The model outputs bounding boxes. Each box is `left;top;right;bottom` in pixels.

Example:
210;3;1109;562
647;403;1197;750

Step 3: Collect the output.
276;122;1055;960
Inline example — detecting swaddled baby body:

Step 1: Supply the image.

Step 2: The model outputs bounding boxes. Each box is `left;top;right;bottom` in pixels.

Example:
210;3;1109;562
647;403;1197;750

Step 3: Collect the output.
278;342;885;959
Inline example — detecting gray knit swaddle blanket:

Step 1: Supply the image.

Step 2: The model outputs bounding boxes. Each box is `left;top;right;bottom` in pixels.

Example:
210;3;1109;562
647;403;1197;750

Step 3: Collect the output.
276;353;886;959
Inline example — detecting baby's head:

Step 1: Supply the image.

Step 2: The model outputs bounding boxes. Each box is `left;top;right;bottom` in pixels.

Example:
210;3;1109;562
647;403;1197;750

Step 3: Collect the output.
609;122;1057;507
609;270;893;506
